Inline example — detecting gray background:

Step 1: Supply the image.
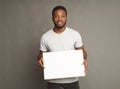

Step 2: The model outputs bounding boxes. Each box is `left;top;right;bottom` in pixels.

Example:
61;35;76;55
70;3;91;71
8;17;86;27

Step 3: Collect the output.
0;0;120;89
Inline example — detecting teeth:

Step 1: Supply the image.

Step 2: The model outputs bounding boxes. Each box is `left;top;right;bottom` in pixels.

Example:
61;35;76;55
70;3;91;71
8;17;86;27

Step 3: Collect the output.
58;21;62;24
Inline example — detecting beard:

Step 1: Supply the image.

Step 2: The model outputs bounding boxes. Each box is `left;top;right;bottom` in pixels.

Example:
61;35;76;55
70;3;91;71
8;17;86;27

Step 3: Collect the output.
54;21;66;29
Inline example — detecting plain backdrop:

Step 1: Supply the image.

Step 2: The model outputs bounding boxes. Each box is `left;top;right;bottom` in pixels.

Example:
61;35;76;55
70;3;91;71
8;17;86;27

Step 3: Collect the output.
0;0;120;89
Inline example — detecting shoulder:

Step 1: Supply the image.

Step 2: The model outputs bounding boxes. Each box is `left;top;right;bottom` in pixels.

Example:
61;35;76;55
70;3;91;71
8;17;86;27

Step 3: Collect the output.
43;29;53;36
41;29;53;39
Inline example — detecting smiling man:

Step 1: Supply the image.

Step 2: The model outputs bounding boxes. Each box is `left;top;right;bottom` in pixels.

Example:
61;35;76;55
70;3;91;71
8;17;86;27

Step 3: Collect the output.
38;6;88;89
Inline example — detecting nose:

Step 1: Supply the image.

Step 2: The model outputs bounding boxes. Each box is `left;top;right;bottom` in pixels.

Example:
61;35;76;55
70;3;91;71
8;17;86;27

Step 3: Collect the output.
58;16;62;20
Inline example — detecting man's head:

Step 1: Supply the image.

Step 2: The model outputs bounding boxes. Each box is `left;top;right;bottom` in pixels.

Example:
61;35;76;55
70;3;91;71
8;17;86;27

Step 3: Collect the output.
52;6;67;29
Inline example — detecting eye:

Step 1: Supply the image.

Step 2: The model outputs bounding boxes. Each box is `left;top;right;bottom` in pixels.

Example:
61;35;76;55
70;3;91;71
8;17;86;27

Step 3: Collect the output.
54;15;58;18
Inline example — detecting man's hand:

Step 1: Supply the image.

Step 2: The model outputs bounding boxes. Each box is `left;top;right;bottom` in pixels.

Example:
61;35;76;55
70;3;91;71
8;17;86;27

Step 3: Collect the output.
83;59;88;76
38;57;44;68
38;50;45;68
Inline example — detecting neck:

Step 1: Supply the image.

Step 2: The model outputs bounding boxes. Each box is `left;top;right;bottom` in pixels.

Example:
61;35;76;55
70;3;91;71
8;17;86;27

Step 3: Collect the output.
53;26;66;34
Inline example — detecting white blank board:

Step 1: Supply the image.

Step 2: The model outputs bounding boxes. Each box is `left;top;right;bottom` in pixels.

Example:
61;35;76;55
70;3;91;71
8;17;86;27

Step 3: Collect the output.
43;50;85;80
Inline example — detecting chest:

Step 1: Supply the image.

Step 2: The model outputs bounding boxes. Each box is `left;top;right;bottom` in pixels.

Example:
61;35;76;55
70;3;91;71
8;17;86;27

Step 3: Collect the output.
45;35;76;51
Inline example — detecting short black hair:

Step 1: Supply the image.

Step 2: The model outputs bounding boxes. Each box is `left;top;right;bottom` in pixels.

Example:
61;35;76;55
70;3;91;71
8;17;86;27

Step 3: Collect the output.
52;6;67;17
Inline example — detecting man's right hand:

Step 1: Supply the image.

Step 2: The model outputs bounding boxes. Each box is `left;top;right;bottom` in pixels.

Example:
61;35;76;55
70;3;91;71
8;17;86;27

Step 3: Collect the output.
38;57;44;68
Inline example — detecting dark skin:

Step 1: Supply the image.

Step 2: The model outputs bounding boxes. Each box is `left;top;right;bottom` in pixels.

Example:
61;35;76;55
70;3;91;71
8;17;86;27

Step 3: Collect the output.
38;9;88;75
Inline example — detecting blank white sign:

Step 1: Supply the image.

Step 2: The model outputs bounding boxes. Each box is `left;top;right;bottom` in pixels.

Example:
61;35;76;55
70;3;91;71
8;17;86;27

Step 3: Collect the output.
43;50;85;80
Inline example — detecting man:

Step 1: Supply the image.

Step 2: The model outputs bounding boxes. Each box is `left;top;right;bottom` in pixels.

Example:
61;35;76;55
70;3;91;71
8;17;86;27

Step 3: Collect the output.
38;6;88;89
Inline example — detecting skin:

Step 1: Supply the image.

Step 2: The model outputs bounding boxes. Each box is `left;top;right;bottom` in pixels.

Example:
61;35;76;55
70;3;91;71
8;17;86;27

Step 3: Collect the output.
38;9;88;75
52;9;67;33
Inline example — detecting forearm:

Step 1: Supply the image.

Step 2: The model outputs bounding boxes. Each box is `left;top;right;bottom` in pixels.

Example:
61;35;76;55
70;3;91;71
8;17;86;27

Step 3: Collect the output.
83;48;87;60
38;50;43;61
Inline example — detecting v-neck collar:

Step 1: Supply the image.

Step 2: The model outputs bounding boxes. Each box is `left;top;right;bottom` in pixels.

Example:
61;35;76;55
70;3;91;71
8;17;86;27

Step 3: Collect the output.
52;27;67;35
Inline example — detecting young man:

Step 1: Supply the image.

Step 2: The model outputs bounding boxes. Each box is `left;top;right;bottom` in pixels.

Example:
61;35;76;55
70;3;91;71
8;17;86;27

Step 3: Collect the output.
38;6;88;89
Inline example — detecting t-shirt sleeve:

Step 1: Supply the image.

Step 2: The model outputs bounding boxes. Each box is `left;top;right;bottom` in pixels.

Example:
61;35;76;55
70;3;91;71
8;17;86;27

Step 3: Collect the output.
40;35;47;51
74;32;83;48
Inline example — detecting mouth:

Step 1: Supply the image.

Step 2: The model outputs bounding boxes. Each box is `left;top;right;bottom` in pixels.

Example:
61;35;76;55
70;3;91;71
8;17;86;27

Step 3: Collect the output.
57;21;64;25
54;20;66;29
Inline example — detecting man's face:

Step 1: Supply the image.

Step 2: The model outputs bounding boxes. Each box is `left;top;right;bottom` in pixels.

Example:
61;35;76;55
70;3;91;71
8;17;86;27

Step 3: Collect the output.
53;9;67;29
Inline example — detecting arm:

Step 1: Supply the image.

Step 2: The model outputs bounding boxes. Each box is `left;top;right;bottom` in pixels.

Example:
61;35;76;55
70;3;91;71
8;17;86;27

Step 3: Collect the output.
38;50;46;68
75;45;88;75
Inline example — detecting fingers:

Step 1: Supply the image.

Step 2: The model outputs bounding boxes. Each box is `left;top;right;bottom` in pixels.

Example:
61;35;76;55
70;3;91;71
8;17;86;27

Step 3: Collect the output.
38;57;44;68
83;60;88;76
